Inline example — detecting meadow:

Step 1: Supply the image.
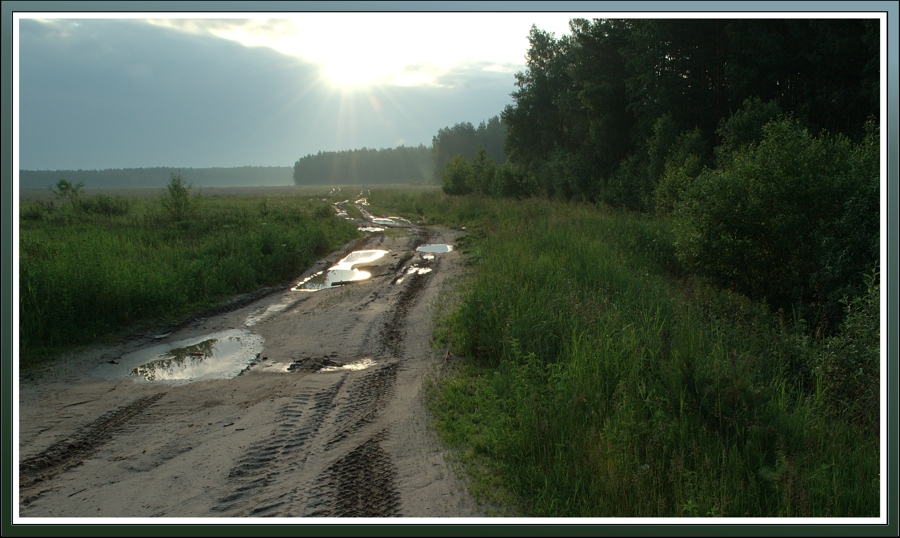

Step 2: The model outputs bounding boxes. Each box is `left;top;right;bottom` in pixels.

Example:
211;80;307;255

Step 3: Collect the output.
369;189;880;518
17;181;370;369
17;183;880;517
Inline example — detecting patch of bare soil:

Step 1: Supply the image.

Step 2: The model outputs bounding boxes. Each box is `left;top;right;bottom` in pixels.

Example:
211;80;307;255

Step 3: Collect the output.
17;209;480;520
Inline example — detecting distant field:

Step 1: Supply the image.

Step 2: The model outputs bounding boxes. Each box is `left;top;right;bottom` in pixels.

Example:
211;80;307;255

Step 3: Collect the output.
18;183;441;200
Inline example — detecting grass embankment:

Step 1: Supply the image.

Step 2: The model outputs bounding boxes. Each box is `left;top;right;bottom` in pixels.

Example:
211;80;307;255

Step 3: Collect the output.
19;190;361;370
369;190;880;518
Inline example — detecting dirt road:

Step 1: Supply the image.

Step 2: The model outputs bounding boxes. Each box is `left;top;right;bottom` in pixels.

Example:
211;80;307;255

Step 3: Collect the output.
16;204;482;519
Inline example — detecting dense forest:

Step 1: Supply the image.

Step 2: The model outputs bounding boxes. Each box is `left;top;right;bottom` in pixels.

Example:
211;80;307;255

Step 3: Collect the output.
431;115;507;177
292;145;433;186
439;18;880;337
19;166;293;190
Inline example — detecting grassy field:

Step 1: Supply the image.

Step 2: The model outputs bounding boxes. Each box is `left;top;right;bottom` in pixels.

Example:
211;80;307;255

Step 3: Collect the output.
16;185;376;369
367;189;880;518
17;185;880;517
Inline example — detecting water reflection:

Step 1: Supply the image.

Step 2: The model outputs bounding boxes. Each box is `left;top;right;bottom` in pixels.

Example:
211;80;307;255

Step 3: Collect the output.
92;329;265;383
132;338;220;381
371;217;411;228
395;264;432;284
292;249;389;291
319;357;376;372
416;244;453;253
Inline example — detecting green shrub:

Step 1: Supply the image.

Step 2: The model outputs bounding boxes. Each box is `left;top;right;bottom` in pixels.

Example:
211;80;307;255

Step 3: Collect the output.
53;178;84;208
654;128;708;215
20;200;56;221
441;155;474;195
76;194;135;216
815;269;880;433
673;117;879;333
466;148;496;195
160;173;195;221
715;97;783;167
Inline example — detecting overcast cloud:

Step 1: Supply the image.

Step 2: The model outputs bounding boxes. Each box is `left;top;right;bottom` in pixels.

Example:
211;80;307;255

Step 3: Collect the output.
17;16;566;170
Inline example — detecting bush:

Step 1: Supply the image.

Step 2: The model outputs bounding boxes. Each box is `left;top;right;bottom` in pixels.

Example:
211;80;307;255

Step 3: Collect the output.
674;117;879;333
815;269;880;434
20;200;56;221
468;147;498;195
715;97;783;167
76;194;134;216
441;155;474;195
53;178;84;208
160;173;195;221
494;164;535;199
654;128;708;214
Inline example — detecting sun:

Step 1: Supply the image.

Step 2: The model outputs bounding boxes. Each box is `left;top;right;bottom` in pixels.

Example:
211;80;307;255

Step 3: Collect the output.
320;59;388;89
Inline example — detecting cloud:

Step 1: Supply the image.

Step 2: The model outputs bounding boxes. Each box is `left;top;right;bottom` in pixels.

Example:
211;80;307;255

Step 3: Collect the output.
17;17;519;169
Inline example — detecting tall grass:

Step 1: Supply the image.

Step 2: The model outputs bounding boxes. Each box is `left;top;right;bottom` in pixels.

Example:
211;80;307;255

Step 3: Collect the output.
373;194;879;518
18;191;361;369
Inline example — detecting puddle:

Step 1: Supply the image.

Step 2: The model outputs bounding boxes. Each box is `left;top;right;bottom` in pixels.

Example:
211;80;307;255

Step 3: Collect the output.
319;357;376;372
395;263;432;284
416;244;453;253
357;226;385;233
292;249;389;291
355;198;369;206
371;217;411;228
93;329;265;384
407;265;433;275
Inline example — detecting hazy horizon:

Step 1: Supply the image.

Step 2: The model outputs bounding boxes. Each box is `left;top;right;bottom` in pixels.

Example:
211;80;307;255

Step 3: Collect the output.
16;13;586;171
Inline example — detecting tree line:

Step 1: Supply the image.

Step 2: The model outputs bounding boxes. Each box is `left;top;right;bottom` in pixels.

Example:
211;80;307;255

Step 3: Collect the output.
430;116;506;177
19;166;294;190
292;145;433;186
438;18;880;336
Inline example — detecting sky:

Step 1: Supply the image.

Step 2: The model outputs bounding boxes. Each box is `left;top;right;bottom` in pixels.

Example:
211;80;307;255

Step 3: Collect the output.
16;11;595;171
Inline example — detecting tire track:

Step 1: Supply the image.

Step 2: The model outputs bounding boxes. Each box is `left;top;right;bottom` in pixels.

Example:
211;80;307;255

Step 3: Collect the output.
212;377;345;514
304;233;432;516
323;363;398;450
381;267;432;357
19;392;167;498
305;430;400;517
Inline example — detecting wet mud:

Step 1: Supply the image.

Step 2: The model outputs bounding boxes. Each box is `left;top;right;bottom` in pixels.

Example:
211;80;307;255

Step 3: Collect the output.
17;200;477;519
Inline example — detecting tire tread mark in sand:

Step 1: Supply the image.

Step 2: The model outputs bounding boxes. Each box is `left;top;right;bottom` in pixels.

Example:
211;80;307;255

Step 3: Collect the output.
381;268;431;357
305;430;400;517
238;363;399;516
19;392;167;496
324;363;398;450
212;377;344;514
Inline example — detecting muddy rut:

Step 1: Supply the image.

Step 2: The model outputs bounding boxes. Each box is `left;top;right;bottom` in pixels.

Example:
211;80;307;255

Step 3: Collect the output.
17;205;480;519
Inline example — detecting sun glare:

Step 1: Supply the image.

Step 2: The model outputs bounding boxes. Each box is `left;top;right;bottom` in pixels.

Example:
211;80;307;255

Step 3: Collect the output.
319;56;405;88
145;13;587;89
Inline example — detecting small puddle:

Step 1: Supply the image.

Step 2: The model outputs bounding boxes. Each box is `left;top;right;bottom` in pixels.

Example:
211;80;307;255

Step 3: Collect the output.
416;244;453;253
371;217;411;228
292;249;389;291
358;226;385;233
354;198;369;206
395;263;432;284
93;329;265;383
332;203;349;217
319;357;377;372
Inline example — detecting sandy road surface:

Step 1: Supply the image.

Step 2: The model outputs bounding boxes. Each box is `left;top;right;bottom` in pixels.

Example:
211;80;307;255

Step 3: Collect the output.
17;206;482;519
